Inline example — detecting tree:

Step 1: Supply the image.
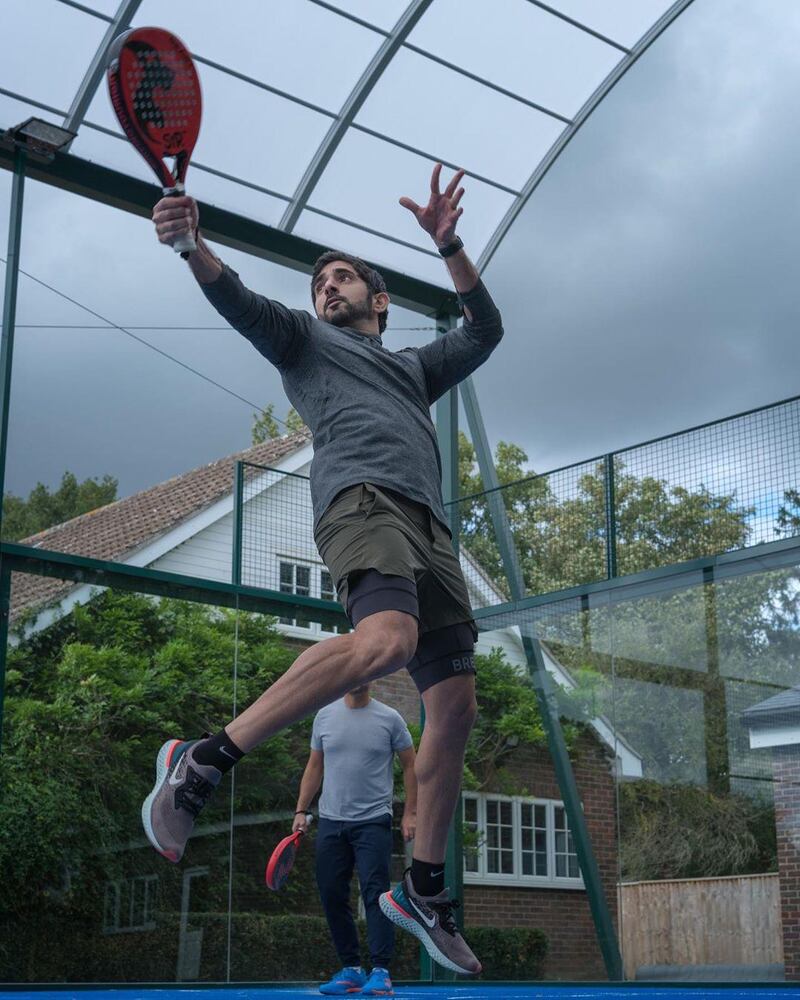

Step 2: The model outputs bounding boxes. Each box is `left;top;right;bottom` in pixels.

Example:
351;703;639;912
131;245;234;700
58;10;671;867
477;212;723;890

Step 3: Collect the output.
2;471;118;541
251;405;307;444
0;592;306;924
456;433;755;597
776;487;800;537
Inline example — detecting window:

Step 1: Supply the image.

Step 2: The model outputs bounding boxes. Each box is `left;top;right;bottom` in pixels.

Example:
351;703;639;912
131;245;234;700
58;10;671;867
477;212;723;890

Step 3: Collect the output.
277;560;348;635
279;560;311;628
103;875;158;933
462;793;583;888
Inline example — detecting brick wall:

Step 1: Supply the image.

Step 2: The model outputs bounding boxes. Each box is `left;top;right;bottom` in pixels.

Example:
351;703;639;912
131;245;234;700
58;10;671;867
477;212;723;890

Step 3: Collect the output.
774;743;800;981
463;733;618;980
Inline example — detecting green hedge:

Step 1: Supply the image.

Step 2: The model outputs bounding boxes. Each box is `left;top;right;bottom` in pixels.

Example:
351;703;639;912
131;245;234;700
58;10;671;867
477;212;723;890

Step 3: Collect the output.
1;912;547;983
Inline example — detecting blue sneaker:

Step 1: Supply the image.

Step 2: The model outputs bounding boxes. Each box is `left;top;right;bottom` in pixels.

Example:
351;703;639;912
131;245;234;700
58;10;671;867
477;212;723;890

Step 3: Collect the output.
319;966;366;995
362;967;393;996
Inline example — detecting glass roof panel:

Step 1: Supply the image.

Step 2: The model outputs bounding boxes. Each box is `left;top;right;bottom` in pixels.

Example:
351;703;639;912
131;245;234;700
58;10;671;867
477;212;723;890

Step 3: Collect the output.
0;0;691;287
2;1;107;112
305;128;515;270
545;0;676;49
318;0;411;32
74;0;120;14
407;0;622;119
294;208;445;287
355;47;564;190
132;0;383;110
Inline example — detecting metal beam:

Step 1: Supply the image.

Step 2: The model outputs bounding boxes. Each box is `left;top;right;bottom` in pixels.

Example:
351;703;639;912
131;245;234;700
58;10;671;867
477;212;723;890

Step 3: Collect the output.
435;311;463;957
279;0;433;233
0;542;349;627
525;0;630;53
0;146;457;317
460;375;623;980
0;148;25;519
471;535;800;625
477;0;696;273
61;0;142;147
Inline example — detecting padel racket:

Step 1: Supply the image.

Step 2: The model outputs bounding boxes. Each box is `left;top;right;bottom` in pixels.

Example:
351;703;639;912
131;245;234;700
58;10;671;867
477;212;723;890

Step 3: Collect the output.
107;26;201;256
265;816;313;891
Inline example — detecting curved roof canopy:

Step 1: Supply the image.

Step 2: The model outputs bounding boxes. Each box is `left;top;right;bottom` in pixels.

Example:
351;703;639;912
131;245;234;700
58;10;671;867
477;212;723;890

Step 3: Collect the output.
1;0;693;287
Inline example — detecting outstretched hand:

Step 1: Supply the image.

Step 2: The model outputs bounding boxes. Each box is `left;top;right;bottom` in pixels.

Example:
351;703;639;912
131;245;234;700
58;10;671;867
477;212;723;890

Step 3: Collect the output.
400;163;465;248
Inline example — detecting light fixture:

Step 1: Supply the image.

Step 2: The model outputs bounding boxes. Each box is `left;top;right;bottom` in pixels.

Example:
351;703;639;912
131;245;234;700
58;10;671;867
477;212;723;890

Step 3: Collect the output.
1;117;77;161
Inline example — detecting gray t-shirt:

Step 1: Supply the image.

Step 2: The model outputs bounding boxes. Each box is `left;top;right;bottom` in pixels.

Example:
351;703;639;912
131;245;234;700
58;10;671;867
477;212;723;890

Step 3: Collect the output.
202;268;503;528
311;698;413;822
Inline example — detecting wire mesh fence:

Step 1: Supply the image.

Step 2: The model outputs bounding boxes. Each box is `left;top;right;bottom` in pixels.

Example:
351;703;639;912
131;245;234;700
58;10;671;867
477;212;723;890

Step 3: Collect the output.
454;395;800;604
235;462;345;634
235;395;800;610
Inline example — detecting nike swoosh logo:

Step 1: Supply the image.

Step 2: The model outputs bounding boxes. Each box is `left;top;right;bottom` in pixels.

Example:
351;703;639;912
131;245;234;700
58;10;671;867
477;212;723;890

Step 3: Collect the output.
219;747;238;760
167;755;187;786
408;895;437;928
430;870;444;878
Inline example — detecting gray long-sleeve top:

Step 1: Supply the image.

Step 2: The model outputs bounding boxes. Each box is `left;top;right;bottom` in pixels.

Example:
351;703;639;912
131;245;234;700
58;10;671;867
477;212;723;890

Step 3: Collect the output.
202;266;503;530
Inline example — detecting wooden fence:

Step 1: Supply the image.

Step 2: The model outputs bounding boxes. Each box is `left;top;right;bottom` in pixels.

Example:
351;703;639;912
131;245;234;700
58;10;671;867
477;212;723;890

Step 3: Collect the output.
619;873;782;979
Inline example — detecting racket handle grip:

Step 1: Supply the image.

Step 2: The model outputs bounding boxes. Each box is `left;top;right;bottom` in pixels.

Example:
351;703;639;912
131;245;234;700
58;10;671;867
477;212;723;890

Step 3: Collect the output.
164;185;197;259
173;232;197;258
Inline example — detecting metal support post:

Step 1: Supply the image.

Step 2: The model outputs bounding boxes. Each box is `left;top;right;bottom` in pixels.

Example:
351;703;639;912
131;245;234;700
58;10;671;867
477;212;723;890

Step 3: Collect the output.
604;453;618;579
0;146;26;525
460;375;623;981
231;461;244;586
0;566;11;754
702;565;729;794
418;311;463;982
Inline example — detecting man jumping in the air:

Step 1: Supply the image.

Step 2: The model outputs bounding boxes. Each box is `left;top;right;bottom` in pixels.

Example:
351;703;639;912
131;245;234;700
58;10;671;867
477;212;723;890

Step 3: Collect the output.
143;164;503;975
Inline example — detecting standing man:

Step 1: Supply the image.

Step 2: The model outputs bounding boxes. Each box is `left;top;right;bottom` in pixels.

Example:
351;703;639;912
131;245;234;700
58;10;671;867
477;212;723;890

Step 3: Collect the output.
295;683;416;996
142;163;503;975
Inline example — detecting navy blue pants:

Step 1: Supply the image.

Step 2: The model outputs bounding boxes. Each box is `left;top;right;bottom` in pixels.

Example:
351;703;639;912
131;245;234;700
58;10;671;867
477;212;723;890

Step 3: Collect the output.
315;815;394;968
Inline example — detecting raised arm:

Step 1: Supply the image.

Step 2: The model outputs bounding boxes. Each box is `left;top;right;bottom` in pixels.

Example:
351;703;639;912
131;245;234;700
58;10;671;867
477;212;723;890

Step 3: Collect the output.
401;164;504;402
293;748;324;833
152;195;307;368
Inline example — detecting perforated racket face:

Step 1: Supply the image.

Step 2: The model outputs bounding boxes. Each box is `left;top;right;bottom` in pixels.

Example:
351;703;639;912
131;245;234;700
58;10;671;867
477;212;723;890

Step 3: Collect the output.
265;832;301;891
108;27;201;188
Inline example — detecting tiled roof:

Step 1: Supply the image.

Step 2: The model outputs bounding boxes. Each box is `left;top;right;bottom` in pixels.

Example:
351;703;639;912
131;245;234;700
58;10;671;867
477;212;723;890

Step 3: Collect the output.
741;685;800;723
8;431;310;624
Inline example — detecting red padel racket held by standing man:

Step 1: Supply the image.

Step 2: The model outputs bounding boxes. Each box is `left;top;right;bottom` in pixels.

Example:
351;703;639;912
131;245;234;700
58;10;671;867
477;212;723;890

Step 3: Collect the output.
107;26;201;256
265;814;313;891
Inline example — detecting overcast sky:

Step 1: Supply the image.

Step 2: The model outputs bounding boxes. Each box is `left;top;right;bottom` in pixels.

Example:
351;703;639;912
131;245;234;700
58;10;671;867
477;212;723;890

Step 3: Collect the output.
1;0;799;500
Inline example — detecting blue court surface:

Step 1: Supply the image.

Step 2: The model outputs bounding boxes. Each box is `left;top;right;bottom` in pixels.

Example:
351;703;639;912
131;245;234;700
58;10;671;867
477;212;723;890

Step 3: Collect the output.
1;988;799;999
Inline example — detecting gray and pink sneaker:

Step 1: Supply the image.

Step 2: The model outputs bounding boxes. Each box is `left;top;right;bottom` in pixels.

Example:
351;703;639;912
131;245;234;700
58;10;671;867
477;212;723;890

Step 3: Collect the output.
379;869;481;976
141;738;221;862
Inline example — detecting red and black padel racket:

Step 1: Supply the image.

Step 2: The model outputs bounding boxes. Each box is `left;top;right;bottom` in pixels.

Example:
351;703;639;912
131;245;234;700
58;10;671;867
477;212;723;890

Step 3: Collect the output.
107;26;201;256
265;817;313;891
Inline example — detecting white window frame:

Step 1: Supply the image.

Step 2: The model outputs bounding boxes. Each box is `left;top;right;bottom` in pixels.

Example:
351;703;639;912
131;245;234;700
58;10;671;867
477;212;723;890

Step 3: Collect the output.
462;792;584;890
276;558;346;638
103;874;159;934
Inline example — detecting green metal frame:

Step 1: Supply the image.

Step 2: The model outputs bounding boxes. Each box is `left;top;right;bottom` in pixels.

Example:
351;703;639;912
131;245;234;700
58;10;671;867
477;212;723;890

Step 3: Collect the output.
0;147;459;318
459;376;623;980
5;137;782;985
0;147;25;523
0;542;348;626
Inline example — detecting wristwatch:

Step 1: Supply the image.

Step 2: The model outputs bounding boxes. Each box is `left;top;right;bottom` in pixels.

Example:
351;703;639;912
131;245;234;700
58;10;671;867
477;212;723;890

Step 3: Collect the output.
438;236;464;258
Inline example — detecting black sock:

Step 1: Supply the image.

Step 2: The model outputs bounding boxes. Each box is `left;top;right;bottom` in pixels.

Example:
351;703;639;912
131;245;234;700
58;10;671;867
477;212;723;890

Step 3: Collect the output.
192;728;244;774
411;858;445;897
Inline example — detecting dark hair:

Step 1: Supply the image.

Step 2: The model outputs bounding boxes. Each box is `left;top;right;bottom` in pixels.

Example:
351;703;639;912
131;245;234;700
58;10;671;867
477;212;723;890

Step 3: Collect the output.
311;250;389;333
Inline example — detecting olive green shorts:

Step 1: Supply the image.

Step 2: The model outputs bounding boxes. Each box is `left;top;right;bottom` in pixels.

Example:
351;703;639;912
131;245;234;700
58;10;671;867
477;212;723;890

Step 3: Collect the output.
314;482;475;636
